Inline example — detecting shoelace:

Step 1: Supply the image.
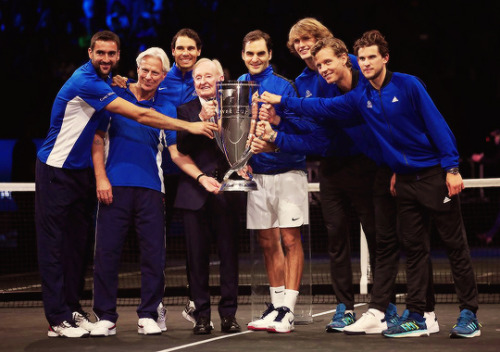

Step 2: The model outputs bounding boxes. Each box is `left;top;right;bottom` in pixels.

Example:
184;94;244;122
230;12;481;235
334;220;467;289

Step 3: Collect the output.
273;307;290;322
261;303;275;318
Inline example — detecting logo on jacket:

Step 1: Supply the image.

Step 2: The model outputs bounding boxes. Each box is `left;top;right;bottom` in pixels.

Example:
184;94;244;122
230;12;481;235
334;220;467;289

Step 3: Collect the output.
392;96;399;103
366;100;373;108
443;196;451;203
305;90;312;98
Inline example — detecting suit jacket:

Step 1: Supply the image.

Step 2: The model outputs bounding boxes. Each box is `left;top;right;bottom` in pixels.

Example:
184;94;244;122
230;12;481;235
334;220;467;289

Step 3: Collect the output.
174;98;229;210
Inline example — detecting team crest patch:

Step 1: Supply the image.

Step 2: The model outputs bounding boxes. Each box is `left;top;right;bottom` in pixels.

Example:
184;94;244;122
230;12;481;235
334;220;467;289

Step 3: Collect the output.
367;100;373;108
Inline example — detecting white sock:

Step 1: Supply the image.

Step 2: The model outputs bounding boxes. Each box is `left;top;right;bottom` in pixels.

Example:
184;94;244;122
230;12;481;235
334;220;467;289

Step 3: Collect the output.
270;286;285;307
283;289;299;312
368;308;385;320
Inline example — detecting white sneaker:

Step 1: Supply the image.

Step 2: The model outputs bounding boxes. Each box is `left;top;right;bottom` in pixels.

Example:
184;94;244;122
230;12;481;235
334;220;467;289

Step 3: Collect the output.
267;307;295;333
48;321;90;338
90;320;116;337
181;300;214;328
343;309;387;335
138;318;162;335
72;311;95;332
247;303;279;331
157;302;167;332
182;300;196;326
424;311;440;334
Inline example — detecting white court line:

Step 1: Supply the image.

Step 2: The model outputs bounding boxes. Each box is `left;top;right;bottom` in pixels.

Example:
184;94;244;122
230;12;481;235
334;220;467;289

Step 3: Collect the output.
155;330;253;352
156;303;369;352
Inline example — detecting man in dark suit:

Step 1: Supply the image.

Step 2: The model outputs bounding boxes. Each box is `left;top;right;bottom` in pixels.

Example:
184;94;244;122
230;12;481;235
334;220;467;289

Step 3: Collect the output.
174;58;242;335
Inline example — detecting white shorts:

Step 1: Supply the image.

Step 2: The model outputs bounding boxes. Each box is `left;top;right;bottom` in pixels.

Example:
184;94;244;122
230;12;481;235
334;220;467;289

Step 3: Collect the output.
247;170;309;229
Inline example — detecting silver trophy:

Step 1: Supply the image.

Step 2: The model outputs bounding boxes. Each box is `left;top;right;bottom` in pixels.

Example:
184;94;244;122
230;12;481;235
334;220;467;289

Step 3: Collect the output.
214;80;259;191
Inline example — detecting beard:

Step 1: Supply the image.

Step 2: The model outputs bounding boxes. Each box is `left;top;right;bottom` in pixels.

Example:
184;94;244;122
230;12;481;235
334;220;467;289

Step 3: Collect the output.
93;61;118;79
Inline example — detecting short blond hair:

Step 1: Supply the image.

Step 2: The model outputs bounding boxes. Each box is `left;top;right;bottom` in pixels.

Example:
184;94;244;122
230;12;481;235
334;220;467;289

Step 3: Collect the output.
136;47;170;73
193;58;224;77
287;18;333;57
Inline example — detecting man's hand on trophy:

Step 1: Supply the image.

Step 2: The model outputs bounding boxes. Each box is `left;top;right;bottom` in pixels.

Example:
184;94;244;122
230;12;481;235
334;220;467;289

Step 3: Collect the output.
251;137;276;154
187;121;218;138
256;120;277;142
259;91;282;105
259;103;281;125
199;175;221;194
199;99;218;121
112;74;129;88
237;165;253;180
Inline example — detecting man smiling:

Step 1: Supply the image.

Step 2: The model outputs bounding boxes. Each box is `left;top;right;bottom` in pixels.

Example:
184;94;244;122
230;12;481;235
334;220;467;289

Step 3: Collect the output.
174;58;242;335
238;30;307;334
36;30;216;338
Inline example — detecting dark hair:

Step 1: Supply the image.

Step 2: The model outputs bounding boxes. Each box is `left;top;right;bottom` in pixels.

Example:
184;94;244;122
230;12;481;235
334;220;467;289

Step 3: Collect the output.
90;30;120;50
353;30;389;57
242;30;272;52
311;37;352;69
171;28;202;50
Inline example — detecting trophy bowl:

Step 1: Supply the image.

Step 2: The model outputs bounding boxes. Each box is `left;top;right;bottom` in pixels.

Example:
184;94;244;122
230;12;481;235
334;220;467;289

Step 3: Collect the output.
215;80;259;192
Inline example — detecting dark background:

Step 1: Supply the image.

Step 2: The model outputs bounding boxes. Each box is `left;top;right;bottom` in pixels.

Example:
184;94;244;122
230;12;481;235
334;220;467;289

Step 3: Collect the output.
0;0;499;160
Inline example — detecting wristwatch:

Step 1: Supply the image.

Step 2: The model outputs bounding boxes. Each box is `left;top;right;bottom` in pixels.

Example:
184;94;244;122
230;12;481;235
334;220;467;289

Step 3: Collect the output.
447;167;460;175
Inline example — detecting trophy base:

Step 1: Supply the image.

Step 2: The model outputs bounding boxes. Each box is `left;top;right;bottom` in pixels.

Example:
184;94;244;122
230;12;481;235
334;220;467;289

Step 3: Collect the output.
219;179;258;192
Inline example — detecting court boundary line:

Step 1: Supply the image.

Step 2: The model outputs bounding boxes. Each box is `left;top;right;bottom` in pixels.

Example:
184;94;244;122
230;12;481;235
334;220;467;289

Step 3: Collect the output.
155;303;368;352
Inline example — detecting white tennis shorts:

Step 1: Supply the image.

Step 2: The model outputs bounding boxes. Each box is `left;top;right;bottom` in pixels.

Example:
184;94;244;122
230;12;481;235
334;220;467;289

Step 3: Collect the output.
247;170;309;229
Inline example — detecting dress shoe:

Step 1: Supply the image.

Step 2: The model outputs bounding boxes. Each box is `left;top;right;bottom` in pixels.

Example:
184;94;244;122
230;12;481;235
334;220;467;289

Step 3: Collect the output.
221;316;241;333
193;316;212;335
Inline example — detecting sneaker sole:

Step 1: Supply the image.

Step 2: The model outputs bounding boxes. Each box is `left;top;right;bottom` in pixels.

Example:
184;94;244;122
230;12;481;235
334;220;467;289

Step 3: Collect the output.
48;331;90;338
90;329;117;337
344;326;385;335
138;329;162;335
326;326;344;333
267;328;293;333
450;330;481;338
247;325;270;331
383;330;429;338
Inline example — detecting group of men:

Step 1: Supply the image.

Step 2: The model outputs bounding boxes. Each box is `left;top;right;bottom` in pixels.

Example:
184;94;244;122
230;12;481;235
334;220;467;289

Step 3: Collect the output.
35;17;481;341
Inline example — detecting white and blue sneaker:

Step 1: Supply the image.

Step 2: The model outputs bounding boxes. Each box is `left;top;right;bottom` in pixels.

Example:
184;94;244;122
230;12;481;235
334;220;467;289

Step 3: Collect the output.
247;303;278;331
157;302;167;332
267;306;295;333
325;303;356;332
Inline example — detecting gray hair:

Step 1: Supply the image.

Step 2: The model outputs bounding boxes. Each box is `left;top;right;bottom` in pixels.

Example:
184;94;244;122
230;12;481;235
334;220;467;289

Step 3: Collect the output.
193;58;224;77
136;47;170;73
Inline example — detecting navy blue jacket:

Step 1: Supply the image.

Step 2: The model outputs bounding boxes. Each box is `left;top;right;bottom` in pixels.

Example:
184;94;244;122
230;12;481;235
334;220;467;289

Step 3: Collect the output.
281;71;460;174
238;66;306;174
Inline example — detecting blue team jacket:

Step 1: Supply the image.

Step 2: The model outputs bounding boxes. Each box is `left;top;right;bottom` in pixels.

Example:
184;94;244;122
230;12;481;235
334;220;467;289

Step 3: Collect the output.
281;71;460;174
238;66;306;174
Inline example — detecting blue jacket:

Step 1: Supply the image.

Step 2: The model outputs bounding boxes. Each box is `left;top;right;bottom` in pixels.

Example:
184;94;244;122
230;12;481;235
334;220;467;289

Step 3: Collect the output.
281;71;459;174
159;63;198;106
277;68;383;164
159;63;198;174
238;66;306;174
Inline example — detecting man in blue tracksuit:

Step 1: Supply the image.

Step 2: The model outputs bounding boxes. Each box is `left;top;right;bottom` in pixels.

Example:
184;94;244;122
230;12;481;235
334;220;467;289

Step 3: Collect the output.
260;30;480;339
159;28;203;324
91;47;177;337
239;30;308;334
36;30;216;339
256;35;439;336
285;18;379;333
